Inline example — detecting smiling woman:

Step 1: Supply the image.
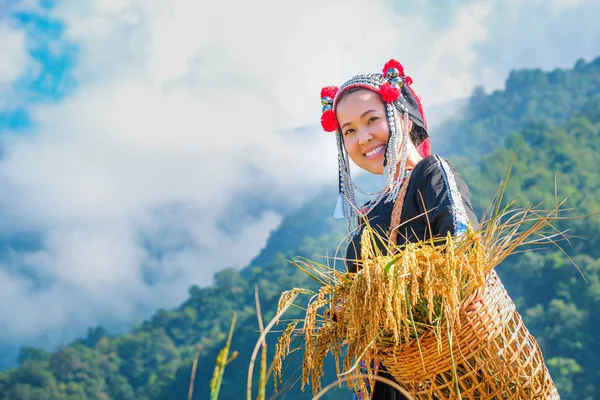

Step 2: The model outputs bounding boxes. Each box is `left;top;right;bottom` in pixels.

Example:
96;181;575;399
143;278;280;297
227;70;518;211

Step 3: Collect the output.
319;59;478;399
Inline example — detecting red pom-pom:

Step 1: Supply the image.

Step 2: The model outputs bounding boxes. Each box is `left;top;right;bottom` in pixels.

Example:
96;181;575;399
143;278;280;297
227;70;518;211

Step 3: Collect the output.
379;83;400;103
320;86;338;99
405;76;413;86
382;59;404;76
320;109;339;132
417;138;431;157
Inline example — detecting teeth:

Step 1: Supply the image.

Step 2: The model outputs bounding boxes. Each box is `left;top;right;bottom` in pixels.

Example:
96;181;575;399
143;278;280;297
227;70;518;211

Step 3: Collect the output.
365;145;385;157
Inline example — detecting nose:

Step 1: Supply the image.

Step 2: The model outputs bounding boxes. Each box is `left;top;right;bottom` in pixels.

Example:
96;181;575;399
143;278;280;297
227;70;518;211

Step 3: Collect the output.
357;128;373;145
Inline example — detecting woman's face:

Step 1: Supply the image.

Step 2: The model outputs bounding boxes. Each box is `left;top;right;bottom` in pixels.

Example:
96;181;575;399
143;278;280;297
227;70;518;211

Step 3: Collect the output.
336;89;410;175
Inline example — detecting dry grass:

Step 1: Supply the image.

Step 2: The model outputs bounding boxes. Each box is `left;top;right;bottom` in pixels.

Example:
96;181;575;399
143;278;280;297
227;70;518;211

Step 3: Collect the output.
272;164;583;397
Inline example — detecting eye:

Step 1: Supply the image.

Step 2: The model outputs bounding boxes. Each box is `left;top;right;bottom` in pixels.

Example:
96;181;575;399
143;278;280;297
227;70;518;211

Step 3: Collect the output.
368;116;379;124
343;128;355;136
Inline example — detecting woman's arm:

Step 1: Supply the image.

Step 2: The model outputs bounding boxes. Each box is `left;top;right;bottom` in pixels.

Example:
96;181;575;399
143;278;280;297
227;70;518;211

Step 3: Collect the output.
416;155;478;239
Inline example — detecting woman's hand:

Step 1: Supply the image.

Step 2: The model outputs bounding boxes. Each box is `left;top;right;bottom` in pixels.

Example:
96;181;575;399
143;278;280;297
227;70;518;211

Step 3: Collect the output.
327;300;345;322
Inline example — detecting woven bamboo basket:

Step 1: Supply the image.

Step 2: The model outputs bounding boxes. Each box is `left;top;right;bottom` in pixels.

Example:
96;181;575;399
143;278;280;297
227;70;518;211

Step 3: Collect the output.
379;269;560;399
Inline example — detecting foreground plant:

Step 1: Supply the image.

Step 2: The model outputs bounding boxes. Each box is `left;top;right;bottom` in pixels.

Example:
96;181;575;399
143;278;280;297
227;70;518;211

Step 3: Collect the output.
206;313;238;400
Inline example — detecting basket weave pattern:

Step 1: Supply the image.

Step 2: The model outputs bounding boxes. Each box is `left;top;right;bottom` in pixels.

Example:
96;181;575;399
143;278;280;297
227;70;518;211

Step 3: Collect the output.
379;270;560;399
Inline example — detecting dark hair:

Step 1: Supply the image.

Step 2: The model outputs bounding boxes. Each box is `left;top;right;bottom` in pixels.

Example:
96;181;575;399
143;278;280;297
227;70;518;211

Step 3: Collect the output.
407;121;427;148
336;87;427;147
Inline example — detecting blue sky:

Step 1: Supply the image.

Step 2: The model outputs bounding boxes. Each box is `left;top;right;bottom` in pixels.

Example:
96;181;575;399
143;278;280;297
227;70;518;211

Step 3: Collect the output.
0;0;599;367
2;2;75;131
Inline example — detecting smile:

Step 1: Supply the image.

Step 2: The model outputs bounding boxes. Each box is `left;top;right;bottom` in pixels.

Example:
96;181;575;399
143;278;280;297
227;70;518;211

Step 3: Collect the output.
364;145;385;158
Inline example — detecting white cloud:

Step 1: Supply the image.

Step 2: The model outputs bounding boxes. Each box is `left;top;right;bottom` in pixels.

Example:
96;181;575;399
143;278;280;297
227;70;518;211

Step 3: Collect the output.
550;0;592;12
465;0;600;93
2;0;598;354
0;24;27;85
0;21;29;108
403;3;492;116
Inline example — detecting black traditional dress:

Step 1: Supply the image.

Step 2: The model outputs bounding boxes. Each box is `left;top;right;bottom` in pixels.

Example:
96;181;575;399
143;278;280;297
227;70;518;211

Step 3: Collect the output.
346;154;479;400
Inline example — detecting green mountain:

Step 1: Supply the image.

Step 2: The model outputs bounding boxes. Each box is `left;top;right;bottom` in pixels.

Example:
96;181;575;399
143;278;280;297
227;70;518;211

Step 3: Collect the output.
435;57;600;161
1;57;600;400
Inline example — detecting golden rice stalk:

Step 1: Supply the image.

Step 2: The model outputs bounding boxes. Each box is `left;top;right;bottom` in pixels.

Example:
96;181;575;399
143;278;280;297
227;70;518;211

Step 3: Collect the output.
272;320;299;390
248;292;300;400
275;287;314;318
272;190;579;396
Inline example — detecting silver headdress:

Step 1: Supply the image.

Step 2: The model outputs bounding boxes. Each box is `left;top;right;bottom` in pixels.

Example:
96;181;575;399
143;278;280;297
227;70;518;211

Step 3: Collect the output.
320;59;430;235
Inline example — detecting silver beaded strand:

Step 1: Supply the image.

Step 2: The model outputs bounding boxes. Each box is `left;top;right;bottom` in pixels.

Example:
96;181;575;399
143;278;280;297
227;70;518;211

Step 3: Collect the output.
331;71;413;235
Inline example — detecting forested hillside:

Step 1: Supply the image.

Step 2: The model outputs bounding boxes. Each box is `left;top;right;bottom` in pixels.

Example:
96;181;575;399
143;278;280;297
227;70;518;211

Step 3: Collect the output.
1;57;599;400
436;57;600;161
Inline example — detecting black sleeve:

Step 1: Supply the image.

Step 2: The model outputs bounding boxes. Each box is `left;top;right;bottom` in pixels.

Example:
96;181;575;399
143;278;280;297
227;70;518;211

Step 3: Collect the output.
416;155;478;238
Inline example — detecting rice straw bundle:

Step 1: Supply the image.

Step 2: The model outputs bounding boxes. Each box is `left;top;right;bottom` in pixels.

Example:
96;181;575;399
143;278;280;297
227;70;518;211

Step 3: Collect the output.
272;174;573;399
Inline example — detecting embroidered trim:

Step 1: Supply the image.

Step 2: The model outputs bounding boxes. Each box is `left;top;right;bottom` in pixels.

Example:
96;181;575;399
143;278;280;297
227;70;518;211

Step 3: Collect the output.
353;360;372;400
435;155;469;236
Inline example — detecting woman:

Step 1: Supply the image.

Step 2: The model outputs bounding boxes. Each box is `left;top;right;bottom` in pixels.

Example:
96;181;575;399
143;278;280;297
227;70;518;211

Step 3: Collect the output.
319;59;478;399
